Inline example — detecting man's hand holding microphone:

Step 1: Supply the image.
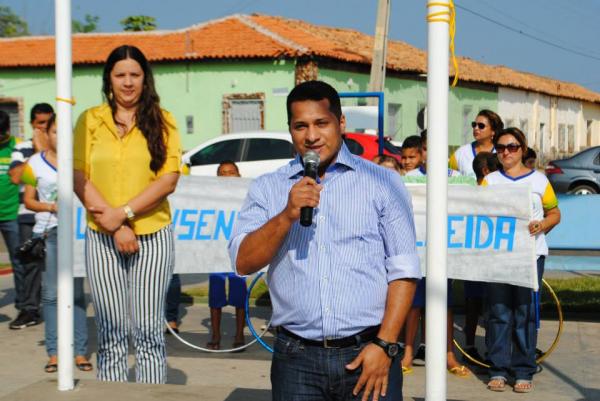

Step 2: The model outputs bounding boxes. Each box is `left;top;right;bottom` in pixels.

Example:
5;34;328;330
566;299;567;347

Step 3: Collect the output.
283;150;322;226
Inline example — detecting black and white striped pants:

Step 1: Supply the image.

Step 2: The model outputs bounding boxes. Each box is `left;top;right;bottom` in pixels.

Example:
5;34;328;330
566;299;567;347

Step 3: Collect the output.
85;225;174;383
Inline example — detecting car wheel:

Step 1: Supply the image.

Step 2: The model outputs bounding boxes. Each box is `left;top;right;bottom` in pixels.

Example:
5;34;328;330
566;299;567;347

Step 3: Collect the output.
568;184;598;195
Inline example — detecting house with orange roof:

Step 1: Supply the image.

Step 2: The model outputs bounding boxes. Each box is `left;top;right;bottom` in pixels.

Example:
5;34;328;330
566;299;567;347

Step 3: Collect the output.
0;13;598;162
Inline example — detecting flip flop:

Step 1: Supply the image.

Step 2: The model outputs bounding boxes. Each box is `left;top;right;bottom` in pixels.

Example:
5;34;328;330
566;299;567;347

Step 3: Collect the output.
514;379;534;393
402;366;413;375
487;377;507;392
44;362;58;373
448;365;471;378
76;362;93;372
206;340;220;350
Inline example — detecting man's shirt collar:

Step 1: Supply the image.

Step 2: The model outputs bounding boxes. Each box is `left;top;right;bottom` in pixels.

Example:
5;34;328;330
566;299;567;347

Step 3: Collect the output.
287;142;357;179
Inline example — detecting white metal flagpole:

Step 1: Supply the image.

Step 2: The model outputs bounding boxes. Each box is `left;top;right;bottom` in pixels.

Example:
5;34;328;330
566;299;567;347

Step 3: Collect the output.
425;1;451;400
55;0;74;391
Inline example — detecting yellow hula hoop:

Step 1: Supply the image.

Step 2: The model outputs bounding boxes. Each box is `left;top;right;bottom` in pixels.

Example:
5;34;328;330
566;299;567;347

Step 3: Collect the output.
453;278;564;368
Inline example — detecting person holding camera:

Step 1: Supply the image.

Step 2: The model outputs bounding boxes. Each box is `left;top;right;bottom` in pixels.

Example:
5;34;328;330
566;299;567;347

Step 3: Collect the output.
21;114;91;373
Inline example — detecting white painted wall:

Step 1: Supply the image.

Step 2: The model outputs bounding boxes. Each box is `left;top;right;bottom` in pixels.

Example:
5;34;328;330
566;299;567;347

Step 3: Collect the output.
498;87;600;163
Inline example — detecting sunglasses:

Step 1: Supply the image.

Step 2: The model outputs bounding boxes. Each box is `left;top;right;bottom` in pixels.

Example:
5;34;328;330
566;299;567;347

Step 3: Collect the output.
471;122;486;129
496;143;521;154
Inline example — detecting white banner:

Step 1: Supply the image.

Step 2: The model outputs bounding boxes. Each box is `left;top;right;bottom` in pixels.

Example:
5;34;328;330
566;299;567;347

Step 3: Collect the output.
72;176;537;289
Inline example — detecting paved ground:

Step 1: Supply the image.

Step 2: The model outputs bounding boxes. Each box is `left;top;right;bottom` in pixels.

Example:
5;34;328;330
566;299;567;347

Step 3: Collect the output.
0;272;599;400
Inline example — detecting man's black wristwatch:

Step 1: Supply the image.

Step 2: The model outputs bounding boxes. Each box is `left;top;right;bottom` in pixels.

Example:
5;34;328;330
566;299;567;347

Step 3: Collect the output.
372;337;400;358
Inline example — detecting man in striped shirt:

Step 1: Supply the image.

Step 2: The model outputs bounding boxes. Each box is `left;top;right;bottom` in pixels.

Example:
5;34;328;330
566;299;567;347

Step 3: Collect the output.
229;81;420;401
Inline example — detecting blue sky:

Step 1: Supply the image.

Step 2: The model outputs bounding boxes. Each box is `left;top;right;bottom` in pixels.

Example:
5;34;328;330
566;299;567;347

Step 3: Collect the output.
4;0;600;92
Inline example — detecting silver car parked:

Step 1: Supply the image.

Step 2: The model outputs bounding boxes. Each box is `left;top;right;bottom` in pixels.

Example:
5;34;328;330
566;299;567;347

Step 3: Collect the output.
545;146;600;194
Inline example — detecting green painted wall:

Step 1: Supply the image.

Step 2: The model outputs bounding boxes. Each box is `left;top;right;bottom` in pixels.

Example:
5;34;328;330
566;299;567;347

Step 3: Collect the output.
0;58;497;150
320;67;498;146
0;60;294;150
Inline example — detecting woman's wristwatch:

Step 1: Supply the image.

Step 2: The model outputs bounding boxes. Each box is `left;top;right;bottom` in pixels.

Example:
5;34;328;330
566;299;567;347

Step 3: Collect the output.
123;205;135;221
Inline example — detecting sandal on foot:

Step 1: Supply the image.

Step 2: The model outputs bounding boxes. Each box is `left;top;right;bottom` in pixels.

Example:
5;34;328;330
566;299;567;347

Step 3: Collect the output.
402;366;413;375
206;340;220;350
487;377;507;392
448;365;471;378
514;379;533;393
44;362;58;373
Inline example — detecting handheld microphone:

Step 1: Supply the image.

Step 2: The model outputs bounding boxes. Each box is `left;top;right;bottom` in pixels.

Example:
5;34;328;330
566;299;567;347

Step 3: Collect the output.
300;150;320;227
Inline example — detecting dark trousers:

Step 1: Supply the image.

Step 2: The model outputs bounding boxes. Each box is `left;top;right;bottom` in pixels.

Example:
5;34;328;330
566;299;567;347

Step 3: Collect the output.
1;218;41;313
486;256;545;381
165;273;181;323
17;220;42;313
272;330;403;401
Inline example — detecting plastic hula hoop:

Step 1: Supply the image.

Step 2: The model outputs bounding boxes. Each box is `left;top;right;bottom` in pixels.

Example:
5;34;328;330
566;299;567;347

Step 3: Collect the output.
164;272;272;353
454;278;564;368
245;271;274;353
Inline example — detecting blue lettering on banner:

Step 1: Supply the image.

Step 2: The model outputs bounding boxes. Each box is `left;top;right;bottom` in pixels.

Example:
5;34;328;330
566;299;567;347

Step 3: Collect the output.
75;207;86;240
171;209;239;241
214;211;237;240
417;215;517;251
178;209;198;240
195;210;215;240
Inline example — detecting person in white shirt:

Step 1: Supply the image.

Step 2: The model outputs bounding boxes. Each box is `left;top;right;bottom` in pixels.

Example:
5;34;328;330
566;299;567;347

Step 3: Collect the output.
449;110;503;177
482;127;560;393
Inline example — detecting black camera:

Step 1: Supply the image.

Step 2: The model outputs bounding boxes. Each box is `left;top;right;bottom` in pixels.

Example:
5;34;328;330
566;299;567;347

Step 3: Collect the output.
15;237;46;262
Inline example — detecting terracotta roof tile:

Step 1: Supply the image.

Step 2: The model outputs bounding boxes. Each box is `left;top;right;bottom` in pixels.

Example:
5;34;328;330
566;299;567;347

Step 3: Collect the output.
0;13;598;103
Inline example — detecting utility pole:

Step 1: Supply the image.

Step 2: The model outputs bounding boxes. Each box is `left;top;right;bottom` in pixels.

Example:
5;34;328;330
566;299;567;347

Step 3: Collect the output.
368;0;391;105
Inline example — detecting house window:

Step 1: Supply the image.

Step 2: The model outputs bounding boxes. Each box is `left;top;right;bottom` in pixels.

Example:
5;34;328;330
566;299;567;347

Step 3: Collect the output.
558;124;566;152
587;120;593;147
462;105;473;144
505;118;515;128
520;119;529;137
387;103;402;139
539;122;545;154
567;124;575;153
222;93;265;134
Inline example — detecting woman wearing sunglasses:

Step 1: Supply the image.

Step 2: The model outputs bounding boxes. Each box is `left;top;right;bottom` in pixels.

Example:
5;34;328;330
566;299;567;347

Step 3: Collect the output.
449;109;503;176
481;127;561;393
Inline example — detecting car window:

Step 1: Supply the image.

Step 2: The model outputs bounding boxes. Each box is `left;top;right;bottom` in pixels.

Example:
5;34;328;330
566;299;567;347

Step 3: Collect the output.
189;139;242;166
245;138;295;161
594;151;600;165
343;138;364;155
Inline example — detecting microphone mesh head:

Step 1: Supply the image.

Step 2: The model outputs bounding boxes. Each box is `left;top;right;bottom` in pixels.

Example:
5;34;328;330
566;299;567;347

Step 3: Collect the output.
303;150;320;166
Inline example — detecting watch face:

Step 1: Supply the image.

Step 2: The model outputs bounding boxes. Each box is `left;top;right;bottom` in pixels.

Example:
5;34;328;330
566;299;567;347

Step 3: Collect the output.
388;343;399;357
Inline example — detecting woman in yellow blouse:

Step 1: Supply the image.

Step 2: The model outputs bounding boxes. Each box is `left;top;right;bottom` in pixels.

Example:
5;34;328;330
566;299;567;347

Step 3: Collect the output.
74;45;181;384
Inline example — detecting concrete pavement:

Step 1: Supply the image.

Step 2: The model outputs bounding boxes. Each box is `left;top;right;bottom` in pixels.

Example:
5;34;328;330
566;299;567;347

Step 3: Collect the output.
0;272;599;400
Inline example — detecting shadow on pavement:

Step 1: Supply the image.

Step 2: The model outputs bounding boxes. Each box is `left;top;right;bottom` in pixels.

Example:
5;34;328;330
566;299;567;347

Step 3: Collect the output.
542;360;599;401
223;388;270;401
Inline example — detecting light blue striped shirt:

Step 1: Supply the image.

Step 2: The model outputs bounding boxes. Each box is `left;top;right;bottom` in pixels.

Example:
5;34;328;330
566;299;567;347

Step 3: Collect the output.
228;144;421;340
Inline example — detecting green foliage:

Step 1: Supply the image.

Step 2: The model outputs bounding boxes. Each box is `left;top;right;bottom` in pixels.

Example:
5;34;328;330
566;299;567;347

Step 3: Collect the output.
120;15;157;32
0;6;29;37
72;14;99;33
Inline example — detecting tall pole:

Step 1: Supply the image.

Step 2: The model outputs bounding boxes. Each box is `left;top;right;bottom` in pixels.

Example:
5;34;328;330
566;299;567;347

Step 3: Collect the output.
425;1;450;400
368;0;390;105
55;0;74;391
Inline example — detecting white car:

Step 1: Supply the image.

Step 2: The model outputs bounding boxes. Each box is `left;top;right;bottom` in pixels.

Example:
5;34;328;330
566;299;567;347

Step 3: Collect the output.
182;131;295;178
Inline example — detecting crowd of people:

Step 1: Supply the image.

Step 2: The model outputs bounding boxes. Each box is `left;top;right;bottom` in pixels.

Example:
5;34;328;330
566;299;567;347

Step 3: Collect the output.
0;44;561;398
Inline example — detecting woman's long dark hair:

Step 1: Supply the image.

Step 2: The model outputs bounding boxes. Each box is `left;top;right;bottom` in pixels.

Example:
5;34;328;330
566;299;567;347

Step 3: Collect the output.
102;45;167;173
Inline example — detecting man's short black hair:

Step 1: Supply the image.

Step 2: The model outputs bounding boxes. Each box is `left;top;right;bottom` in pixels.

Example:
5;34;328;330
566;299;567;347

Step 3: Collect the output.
402;135;422;150
30;103;54;122
0;110;10;135
286;80;342;124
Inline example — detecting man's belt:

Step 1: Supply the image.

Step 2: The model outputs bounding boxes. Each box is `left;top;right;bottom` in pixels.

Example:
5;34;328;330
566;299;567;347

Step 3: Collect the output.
277;325;380;349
